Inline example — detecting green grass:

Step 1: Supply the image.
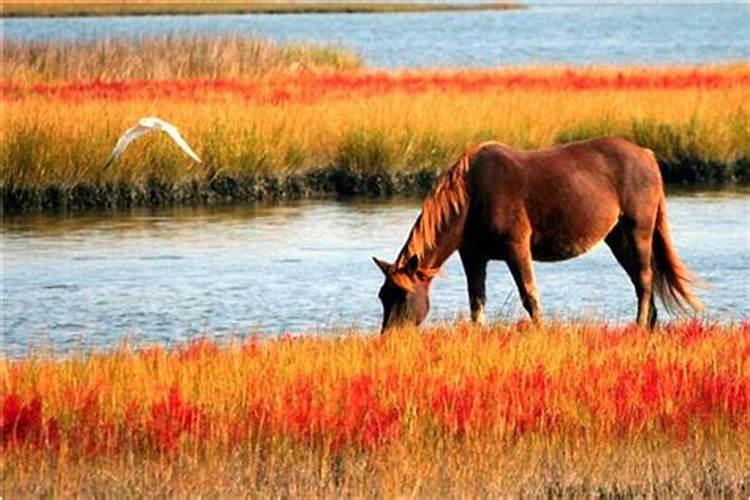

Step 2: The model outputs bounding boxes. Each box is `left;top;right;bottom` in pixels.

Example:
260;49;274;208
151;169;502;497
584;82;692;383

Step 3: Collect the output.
4;116;747;213
555;118;750;184
1;1;523;18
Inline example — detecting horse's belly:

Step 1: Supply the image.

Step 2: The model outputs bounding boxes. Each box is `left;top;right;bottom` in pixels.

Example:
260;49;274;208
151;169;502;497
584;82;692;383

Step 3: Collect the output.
529;213;619;262
531;235;607;261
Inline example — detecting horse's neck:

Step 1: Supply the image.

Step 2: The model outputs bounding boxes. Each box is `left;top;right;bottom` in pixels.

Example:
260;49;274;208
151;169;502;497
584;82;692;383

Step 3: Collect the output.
395;148;474;273
397;205;467;272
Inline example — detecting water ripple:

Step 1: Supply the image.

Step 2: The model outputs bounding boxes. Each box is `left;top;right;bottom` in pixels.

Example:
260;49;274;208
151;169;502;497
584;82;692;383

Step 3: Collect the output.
2;5;748;67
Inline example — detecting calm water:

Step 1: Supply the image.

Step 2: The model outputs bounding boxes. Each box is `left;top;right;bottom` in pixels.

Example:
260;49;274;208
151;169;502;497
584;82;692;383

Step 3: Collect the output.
2;192;748;356
3;4;748;67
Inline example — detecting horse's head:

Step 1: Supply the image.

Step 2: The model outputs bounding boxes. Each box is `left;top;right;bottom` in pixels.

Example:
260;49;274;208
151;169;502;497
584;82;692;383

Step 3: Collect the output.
372;255;433;333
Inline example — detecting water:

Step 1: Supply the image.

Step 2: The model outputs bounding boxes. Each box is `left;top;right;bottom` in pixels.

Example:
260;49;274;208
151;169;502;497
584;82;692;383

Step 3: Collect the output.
2;192;748;356
2;4;748;67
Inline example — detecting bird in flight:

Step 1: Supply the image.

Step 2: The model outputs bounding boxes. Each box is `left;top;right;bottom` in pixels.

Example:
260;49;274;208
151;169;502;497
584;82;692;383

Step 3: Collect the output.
104;117;201;169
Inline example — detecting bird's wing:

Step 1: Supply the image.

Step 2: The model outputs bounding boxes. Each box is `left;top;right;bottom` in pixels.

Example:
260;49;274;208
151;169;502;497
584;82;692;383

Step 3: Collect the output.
103;124;154;169
156;119;202;164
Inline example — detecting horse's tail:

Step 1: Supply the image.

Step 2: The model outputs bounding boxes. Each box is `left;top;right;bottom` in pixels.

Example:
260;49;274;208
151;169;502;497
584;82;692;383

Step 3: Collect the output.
652;197;702;314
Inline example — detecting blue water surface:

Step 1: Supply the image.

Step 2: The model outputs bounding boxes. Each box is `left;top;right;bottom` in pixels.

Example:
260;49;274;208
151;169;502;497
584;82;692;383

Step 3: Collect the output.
2;4;748;68
2;192;749;357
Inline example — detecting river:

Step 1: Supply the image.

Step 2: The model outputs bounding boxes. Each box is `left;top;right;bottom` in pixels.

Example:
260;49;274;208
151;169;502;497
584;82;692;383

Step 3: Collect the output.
2;3;749;356
2;191;748;356
2;3;748;67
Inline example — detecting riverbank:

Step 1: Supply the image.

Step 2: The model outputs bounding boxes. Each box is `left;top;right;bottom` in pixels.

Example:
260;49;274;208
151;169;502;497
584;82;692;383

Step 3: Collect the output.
2;169;441;213
1;1;522;17
5;159;749;214
2;321;748;496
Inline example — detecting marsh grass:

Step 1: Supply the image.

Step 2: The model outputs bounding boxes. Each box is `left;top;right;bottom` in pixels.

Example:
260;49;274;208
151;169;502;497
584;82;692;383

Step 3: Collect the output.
4;439;747;496
2;36;362;81
2;84;748;211
2;40;749;211
1;321;749;496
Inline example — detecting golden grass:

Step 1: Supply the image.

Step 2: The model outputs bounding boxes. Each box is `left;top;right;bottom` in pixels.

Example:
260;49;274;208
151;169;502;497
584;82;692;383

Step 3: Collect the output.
2;77;748;189
1;1;522;17
1;37;749;210
2;321;749;496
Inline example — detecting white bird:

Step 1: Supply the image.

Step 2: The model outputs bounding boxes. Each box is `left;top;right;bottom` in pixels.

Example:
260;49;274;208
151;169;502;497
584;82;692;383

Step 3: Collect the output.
104;117;201;169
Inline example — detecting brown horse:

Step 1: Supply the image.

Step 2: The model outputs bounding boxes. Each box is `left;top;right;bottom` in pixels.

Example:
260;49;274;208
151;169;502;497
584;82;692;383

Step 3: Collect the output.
373;137;702;332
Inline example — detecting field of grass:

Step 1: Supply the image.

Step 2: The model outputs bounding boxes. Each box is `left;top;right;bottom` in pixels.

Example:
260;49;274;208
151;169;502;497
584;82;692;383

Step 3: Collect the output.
1;1;522;17
2;37;749;212
2;321;748;496
3;36;363;81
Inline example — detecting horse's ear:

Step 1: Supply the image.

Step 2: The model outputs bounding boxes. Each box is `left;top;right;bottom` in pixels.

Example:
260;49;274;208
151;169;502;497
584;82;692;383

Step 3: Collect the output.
372;256;392;276
404;254;420;275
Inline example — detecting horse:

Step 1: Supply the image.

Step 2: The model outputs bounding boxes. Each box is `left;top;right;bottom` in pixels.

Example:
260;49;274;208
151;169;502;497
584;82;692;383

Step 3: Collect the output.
373;137;702;333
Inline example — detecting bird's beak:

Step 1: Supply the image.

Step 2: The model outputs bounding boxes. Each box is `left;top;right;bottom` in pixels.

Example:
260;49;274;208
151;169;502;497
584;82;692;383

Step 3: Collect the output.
103;152;117;170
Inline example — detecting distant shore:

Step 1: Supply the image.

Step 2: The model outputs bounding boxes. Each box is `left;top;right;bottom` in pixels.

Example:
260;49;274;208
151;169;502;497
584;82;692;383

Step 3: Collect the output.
1;1;523;17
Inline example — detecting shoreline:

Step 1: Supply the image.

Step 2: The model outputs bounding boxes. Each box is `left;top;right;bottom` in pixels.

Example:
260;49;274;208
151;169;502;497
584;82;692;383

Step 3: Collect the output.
3;158;748;214
2;169;440;214
1;1;523;18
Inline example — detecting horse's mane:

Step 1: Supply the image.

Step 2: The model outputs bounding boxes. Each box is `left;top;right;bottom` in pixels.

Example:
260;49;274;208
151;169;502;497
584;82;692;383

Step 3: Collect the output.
393;142;499;282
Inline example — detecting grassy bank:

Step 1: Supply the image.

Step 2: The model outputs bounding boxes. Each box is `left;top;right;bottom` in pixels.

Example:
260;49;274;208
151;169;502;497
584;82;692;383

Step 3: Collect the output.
2;38;749;213
2;321;749;496
1;1;522;17
3;36;362;81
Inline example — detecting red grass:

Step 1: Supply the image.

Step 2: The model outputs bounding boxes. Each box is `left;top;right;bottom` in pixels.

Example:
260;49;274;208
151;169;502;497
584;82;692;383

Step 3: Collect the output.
1;393;59;449
3;68;749;104
1;322;748;460
145;385;206;453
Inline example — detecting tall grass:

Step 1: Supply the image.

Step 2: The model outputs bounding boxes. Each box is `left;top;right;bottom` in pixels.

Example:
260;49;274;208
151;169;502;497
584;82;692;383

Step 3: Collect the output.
2;79;748;197
2;321;748;496
2;39;749;211
2;36;362;81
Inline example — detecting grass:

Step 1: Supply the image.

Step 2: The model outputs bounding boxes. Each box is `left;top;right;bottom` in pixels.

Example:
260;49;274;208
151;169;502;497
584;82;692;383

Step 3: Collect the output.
2;321;749;496
1;37;749;212
2;36;363;81
1;1;523;17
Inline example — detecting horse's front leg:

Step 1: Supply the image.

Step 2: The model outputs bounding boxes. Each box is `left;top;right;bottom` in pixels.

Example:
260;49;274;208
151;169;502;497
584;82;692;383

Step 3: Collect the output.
459;250;488;325
505;242;543;324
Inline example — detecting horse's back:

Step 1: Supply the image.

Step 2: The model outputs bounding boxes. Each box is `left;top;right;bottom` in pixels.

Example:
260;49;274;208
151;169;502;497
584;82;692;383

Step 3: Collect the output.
466;138;664;261
543;137;664;219
470;137;663;205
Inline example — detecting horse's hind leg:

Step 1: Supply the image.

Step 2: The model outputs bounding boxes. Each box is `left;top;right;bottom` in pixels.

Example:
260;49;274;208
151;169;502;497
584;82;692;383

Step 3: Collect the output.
459;250;489;324
505;242;542;324
605;220;657;328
